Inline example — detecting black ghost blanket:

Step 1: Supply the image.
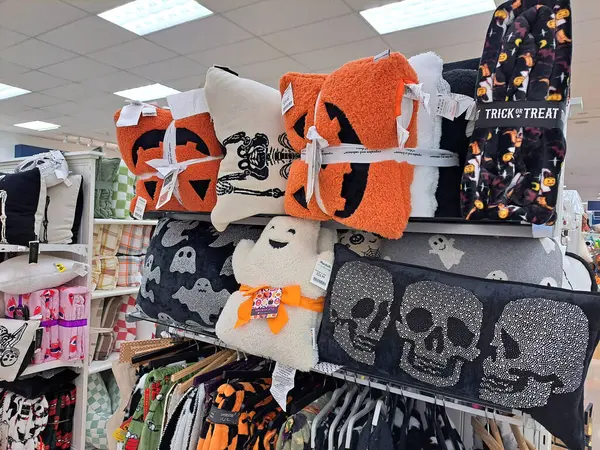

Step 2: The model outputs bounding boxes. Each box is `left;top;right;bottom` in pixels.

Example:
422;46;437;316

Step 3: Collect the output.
136;218;262;332
318;244;600;450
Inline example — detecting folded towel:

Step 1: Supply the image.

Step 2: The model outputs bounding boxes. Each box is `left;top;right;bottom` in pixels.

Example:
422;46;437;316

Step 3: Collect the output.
205;67;298;231
92;256;119;291
280;72;330;221
461;0;572;223
117;255;143;287
313;53;418;238
58;286;88;362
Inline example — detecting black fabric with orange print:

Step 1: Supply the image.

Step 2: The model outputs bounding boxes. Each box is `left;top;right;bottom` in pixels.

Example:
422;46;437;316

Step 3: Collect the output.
460;0;572;224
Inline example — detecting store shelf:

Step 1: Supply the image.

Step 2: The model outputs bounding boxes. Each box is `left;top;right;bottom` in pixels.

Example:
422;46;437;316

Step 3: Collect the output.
0;243;88;256
94;218;158;226
143;211;556;238
92;286;140;300
89;353;119;374
21;359;83;377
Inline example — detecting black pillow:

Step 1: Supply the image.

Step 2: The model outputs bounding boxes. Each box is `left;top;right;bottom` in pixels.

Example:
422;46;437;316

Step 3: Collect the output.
0;169;46;246
136;218;262;332
318;244;600;450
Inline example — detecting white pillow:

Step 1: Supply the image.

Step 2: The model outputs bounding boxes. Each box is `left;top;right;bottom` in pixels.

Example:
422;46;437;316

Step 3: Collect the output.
204;67;297;231
0;255;88;294
43;174;83;244
16;151;69;188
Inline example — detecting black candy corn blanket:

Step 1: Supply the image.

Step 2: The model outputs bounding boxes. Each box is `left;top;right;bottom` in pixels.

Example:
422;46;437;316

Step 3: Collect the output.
461;0;572;224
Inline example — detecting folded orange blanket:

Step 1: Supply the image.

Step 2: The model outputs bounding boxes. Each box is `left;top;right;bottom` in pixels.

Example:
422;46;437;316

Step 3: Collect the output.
280;72;330;221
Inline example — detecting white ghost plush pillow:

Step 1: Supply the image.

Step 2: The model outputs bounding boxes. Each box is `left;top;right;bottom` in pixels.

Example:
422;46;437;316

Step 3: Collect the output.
215;216;334;371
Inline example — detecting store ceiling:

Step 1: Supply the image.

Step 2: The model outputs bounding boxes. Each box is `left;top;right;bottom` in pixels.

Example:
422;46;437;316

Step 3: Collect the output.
0;0;597;198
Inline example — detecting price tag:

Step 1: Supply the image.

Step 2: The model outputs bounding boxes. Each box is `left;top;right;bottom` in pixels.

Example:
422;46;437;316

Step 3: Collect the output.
142;105;157;116
436;95;459;120
72;262;88;277
55;263;66;273
250;287;281;319
28;240;39;264
132;197;147;220
271;362;296;411
281;83;294;115
310;259;332;290
116;103;143;127
155;168;178;209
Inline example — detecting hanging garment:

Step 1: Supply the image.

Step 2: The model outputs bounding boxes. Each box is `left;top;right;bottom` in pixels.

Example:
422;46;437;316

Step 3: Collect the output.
0;389;49;450
460;0;572;223
39;385;77;450
276;393;332;450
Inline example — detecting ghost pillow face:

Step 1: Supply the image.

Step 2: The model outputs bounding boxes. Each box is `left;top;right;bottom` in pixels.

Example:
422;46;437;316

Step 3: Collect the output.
136;218;261;332
318;245;600;450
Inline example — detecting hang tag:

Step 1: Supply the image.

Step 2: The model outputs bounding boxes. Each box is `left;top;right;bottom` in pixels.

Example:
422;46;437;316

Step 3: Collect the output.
116;102;143;127
142;105;157;117
28;240;39;264
311;327;317;350
72;262;88;277
132;197;147;220
207;405;240;425
436;95;459;120
271;362;296;412
404;83;430;112
395;116;411;149
132;196;147;220
155;168;178;209
250;287;282;319
167;88;209;120
63;177;72;187
281;83;294;115
310;259;332;290
450;93;476;119
55;263;66;273
373;49;391;62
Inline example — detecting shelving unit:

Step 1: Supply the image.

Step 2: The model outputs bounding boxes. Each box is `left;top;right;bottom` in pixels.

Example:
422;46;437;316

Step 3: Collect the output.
22;359;84;376
89;352;118;374
0;243;88;256
91;286;140;300
94;218;158;226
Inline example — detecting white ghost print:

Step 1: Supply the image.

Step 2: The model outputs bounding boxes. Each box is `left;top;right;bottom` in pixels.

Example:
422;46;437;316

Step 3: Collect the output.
540;238;557;254
428;235;464;270
486;270;508;281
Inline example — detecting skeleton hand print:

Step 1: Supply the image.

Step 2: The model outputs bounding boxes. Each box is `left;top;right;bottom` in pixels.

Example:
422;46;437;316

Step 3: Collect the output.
396;281;483;387
428;235;464;270
330;261;394;365
140;255;161;302
480;298;588;408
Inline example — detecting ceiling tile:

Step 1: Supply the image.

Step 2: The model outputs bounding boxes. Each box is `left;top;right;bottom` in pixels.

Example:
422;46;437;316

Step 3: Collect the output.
0;101;33;115
41;83;107;101
342;0;397;11
81;70;152;93
61;0;131;13
224;0;350;35
199;0;261;13
9;108;60;121
40;57;118;82
0;0;87;36
39;101;80;116
0;39;77;69
0;28;28;49
147;15;251;55
38;16;137;54
87;39;177;69
2;92;63;108
188;38;283;69
2;70;71;91
128;57;206;83
433;41;483;65
292;36;388;70
169;75;206;91
262;14;377;54
0;60;29;80
236;57;307;83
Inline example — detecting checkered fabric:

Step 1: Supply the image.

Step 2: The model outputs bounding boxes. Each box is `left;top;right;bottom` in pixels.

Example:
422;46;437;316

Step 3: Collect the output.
111;160;135;219
93;224;124;257
117;255;142;287
117;225;151;255
113;295;137;350
94;331;115;361
86;373;114;450
92;256;119;291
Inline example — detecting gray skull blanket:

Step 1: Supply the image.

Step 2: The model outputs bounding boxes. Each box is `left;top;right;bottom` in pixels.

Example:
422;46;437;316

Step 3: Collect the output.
318;245;600;450
136;218;262;332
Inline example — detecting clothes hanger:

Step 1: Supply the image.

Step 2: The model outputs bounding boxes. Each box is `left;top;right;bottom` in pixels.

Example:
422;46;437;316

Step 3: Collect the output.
287;376;335;416
171;349;229;383
311;382;348;449
371;384;390;429
176;350;235;394
328;381;359;450
430;398;448;450
471;417;503;450
344;398;376;449
337;384;369;448
131;340;197;365
510;424;533;450
148;343;214;369
488;410;505;450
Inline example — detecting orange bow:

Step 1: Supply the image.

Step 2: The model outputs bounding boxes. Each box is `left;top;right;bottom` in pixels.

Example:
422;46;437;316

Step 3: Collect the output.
234;284;324;334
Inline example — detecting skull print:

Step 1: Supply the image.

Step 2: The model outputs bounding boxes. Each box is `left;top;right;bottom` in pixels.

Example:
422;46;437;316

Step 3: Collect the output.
480;298;588;408
396;281;483;387
330;261;394;365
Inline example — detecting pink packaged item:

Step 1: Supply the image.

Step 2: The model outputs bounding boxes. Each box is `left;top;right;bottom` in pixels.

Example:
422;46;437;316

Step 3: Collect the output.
5;290;61;364
58;286;89;361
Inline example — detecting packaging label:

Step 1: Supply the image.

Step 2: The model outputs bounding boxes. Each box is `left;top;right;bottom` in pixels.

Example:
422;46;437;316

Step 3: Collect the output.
167;88;208;119
475;101;566;129
72;262;88;277
271;363;296;411
208;405;240;425
142;105;157;117
250;288;282;319
116;102;143;127
55;263;66;273
132;197;147;220
311;259;332;290
29;240;39;265
373;49;390;62
155;168;178;209
281;83;294;115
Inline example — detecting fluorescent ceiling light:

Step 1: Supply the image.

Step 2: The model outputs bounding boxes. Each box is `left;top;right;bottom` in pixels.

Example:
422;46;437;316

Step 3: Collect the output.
14;121;61;131
0;83;30;100
98;0;213;35
360;0;496;34
114;83;181;101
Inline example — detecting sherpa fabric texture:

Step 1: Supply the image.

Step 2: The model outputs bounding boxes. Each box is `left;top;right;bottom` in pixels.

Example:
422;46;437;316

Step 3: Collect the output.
94;157;120;219
461;0;572;224
318;244;600;450
313;53;417;239
114;107;223;213
380;233;563;286
136;218;261;332
436;68;478;218
407;52;444;218
280;72;330;221
204;67;298;231
215;216;334;371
